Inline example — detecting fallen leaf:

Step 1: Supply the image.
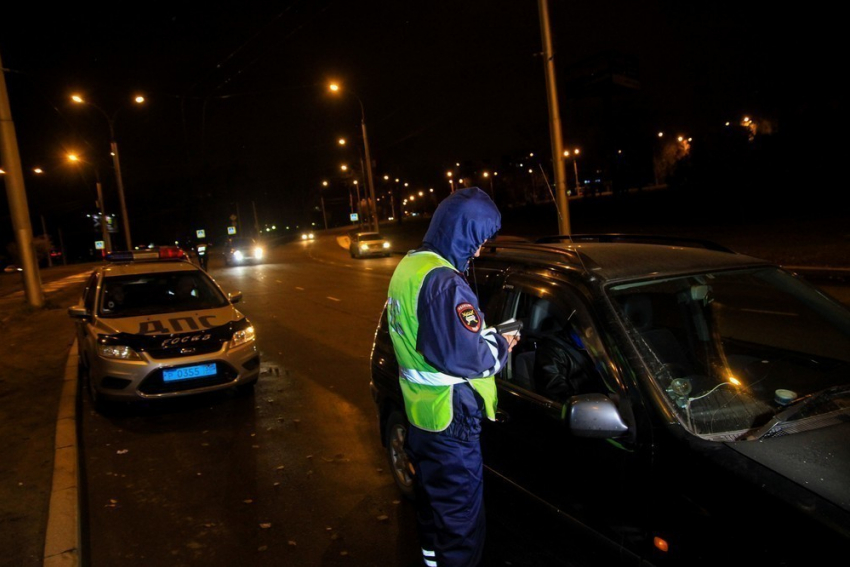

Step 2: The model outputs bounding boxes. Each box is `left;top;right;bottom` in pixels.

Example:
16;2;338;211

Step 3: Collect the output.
288;540;297;546
243;499;253;504
377;515;389;522
116;449;129;455
258;546;268;552
340;550;349;556
259;523;272;529
276;465;285;471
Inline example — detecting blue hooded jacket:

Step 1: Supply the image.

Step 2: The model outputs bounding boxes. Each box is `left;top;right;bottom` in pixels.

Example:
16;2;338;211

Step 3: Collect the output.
414;187;509;378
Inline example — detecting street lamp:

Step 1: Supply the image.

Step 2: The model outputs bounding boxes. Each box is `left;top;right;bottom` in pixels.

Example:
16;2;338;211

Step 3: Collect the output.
328;82;379;232
68;152;112;254
70;93;144;250
563;148;581;194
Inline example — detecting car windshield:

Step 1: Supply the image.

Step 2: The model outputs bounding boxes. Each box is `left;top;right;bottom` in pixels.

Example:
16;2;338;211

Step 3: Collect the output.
609;267;850;441
359;233;383;242
99;271;230;317
229;238;256;248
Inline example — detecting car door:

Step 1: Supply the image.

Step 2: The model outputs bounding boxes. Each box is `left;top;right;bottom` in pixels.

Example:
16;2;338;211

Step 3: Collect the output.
482;272;650;552
76;271;100;365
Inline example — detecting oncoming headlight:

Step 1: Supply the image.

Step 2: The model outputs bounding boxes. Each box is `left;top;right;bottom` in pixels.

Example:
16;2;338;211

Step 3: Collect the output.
233;250;244;261
360;243;369;250
231;325;256;348
97;344;141;361
254;247;264;259
382;241;390;249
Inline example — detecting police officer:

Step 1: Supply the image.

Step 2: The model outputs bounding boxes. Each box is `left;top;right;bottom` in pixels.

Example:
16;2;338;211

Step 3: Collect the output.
387;187;517;567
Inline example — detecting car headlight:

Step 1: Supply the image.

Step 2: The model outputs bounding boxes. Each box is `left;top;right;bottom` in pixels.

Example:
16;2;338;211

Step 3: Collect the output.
360;243;369;250
231;325;256;348
234;250;244;261
254;247;264;258
382;241;390;248
98;344;142;361
309;233;314;239
301;234;307;240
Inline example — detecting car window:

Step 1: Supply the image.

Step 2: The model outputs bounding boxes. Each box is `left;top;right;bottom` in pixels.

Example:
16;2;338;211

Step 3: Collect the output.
609;266;850;440
359;233;383;242
98;270;230;317
500;280;607;401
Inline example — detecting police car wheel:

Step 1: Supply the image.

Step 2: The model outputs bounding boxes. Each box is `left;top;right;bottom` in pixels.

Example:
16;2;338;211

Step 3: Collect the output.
385;410;415;500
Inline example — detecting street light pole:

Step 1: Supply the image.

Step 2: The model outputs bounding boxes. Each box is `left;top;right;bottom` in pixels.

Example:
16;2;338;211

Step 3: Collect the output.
72;94;142;250
329;83;379;232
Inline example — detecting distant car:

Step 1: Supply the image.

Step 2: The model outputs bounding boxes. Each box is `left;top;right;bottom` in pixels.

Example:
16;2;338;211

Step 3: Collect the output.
370;234;850;566
301;232;315;241
349;231;391;258
225;237;265;266
68;247;260;411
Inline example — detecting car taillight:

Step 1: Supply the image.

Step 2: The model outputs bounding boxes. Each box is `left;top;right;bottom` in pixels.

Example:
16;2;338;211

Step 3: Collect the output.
159;246;185;259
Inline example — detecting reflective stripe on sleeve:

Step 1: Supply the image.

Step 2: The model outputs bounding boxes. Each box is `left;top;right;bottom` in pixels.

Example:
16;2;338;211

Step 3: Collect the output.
401;366;466;386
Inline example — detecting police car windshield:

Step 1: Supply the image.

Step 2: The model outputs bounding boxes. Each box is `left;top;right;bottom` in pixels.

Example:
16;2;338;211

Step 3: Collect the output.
99;271;230;318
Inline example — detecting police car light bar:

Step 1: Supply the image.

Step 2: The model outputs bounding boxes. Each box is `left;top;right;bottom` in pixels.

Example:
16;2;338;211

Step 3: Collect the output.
105;247;185;262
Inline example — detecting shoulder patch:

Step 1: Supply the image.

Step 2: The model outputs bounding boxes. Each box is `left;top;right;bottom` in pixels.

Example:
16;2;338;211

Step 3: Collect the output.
455;302;481;333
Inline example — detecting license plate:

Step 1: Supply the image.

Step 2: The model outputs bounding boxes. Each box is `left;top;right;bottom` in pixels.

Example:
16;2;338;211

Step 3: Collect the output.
162;363;217;383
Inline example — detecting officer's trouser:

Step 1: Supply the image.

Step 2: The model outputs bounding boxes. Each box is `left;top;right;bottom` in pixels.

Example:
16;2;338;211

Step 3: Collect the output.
405;382;485;567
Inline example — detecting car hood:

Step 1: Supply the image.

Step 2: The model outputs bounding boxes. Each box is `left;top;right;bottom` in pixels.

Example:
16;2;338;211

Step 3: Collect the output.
728;421;850;513
94;306;242;336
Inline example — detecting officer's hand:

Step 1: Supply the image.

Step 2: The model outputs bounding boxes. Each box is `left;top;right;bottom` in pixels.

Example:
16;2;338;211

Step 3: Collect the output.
501;331;520;352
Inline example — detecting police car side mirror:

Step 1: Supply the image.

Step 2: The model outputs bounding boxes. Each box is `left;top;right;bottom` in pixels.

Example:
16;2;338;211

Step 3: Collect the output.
567;393;629;438
229;291;243;304
68;305;91;321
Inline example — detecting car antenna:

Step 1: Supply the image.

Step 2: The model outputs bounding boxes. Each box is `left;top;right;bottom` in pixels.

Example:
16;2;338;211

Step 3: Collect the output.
537;164;592;278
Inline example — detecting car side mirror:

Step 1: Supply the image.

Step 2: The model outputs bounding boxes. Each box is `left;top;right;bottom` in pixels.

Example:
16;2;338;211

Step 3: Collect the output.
68;305;91;321
566;393;629;438
229;291;243;304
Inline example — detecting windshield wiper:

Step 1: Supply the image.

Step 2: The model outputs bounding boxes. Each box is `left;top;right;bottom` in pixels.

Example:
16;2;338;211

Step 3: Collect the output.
748;384;850;440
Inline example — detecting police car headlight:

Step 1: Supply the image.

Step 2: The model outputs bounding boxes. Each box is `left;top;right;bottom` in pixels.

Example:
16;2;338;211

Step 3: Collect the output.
254;247;264;259
382;241;390;249
231;326;256;348
98;344;142;361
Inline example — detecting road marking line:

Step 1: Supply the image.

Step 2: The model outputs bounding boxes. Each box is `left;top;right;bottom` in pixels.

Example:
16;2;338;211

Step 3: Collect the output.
327;296;341;302
295;286;304;290
276;280;283;283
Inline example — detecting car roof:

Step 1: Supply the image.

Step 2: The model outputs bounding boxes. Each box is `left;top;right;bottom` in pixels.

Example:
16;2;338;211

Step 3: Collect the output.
99;260;200;278
480;238;772;284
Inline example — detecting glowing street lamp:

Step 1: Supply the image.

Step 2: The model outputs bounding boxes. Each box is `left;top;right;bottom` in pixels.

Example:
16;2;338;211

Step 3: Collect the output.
328;82;379;231
70;93;145;249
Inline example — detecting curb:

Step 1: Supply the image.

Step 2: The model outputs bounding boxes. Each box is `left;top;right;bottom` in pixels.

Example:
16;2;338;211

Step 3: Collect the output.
43;340;81;567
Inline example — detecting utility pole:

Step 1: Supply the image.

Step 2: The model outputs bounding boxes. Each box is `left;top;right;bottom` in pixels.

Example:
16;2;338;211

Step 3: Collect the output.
538;0;571;234
1;50;44;307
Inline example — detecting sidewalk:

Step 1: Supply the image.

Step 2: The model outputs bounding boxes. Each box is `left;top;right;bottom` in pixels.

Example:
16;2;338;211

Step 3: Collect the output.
0;266;91;567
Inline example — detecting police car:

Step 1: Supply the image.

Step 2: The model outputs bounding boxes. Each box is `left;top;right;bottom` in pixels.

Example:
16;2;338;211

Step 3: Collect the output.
69;247;260;410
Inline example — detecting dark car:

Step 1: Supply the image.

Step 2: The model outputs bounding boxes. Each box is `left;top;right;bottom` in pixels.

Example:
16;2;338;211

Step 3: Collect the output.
224;237;266;266
349;231;391;258
369;234;850;566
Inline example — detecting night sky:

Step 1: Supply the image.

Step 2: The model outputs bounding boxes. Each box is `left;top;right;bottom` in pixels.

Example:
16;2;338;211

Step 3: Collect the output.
0;2;838;257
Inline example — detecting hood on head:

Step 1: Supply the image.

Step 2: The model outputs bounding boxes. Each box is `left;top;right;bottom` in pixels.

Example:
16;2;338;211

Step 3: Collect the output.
422;187;501;271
